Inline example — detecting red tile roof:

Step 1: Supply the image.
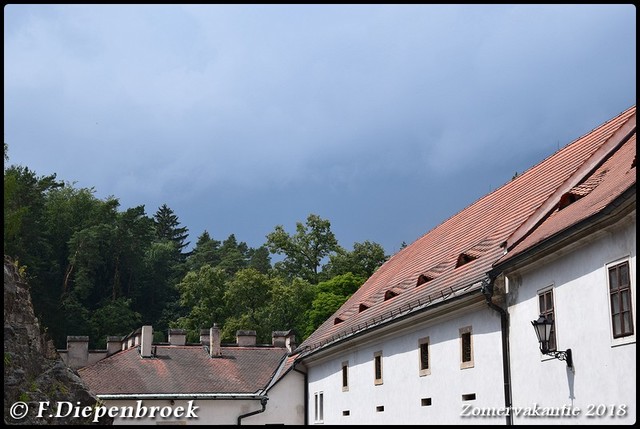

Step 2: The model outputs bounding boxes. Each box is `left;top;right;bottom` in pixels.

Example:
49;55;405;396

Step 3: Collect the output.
298;105;636;355
497;132;636;264
78;345;288;395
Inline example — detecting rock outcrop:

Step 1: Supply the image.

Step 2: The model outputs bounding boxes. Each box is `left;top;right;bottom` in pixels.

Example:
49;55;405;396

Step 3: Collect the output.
4;256;112;425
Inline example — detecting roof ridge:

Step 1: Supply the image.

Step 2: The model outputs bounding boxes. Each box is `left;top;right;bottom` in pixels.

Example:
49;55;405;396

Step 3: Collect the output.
505;110;635;250
401;105;637;254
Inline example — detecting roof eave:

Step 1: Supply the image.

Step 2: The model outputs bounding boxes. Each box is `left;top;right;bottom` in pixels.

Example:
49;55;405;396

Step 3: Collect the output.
491;183;636;277
299;285;487;364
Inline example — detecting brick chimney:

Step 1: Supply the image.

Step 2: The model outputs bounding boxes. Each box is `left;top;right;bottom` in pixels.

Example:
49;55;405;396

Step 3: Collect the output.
168;329;186;346
66;336;89;369
140;325;153;358
236;330;257;347
210;324;221;357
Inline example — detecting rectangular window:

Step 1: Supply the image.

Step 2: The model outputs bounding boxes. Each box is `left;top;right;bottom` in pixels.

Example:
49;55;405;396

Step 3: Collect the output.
314;392;324;423
609;261;634;338
459;326;474;369
374;351;383;385
342;361;349;391
538;288;557;351
419;337;431;376
421;398;432;406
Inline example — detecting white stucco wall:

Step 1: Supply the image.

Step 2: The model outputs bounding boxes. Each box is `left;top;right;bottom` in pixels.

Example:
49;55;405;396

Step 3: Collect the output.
103;398;259;425
507;214;636;425
244;369;306;425
305;302;506;425
101;369;305;426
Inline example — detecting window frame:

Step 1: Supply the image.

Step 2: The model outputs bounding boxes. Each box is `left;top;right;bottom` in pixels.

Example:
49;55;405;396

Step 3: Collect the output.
418;337;431;376
341;361;349;392
459;326;474;369
537;286;557;352
606;258;636;347
313;391;324;424
374;351;383;385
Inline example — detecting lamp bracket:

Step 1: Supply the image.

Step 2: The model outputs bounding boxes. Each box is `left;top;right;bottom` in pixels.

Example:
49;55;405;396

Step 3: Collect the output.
541;348;573;369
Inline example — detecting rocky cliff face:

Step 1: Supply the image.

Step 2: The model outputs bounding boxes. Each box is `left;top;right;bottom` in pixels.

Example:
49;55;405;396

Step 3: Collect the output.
4;256;112;425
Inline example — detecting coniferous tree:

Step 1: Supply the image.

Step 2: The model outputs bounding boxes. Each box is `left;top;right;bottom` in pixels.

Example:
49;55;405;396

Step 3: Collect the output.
153;204;190;253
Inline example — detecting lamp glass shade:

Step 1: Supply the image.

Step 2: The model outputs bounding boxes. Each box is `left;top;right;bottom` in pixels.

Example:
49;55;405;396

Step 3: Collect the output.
532;314;552;351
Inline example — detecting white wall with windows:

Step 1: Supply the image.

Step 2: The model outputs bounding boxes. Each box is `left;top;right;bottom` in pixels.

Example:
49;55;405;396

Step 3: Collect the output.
305;301;505;425
506;213;636;424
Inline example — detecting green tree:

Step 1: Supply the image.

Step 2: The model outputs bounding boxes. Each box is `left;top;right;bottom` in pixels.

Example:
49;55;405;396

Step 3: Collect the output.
175;265;227;342
185;230;221;272
323;240;387;279
4;165;62;262
267;277;313;339
248;245;272;274
303;273;365;337
154;204;190;253
90;298;142;348
266;214;339;284
223;268;272;342
304;292;349;338
218;234;249;276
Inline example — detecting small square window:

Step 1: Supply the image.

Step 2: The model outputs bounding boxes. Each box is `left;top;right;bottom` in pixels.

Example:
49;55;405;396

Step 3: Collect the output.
421;398;432;406
376;405;385;412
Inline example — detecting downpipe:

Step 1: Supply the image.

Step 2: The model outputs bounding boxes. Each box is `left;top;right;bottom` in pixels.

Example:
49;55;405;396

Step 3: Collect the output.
237;397;268;425
481;277;513;426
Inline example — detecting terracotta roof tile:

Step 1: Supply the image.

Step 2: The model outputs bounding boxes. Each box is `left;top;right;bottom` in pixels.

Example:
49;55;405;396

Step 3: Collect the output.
498;133;636;263
298;105;636;355
78;345;288;395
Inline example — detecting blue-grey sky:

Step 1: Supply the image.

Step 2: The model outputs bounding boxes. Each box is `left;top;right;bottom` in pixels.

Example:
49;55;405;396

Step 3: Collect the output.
4;4;636;255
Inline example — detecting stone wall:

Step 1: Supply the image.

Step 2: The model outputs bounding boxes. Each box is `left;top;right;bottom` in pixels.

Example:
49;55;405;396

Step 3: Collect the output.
4;255;112;425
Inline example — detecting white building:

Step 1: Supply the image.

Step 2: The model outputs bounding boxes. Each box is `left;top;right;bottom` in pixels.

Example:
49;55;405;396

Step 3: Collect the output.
492;112;636;424
295;105;636;425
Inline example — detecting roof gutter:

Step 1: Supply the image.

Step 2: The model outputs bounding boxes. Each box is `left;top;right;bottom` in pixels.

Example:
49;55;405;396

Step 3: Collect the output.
97;393;267;400
237;397;268;425
480;277;512;426
300;284;485;363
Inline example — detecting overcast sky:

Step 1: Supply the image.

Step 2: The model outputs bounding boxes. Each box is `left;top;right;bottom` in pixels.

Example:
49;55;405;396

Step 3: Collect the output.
4;4;636;256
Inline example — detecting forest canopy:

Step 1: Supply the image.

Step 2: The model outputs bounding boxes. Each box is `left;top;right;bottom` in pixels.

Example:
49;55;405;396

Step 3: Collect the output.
4;143;389;348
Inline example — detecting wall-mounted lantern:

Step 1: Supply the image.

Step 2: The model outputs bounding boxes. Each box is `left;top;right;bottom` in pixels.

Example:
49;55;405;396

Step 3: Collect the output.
531;314;573;368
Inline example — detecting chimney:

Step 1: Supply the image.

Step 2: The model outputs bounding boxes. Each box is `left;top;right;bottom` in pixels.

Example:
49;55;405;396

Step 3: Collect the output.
168;329;187;346
285;333;297;354
272;331;290;347
200;329;210;345
210;324;221;357
236;330;257;347
133;327;142;346
140;325;153;358
66;336;89;369
106;336;121;356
